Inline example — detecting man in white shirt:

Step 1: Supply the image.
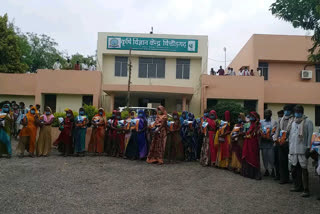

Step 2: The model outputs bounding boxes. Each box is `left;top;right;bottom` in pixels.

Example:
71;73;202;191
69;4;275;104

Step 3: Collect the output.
53;59;61;70
243;67;250;76
89;63;96;71
239;68;244;76
81;61;89;71
230;68;236;76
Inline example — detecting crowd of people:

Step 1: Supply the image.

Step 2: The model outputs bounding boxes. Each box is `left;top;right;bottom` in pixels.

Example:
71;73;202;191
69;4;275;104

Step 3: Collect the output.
52;58;96;71
0;102;319;200
211;66;261;76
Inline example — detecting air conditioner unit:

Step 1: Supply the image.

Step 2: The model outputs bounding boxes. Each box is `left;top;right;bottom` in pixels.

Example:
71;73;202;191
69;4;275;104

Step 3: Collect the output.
301;70;312;79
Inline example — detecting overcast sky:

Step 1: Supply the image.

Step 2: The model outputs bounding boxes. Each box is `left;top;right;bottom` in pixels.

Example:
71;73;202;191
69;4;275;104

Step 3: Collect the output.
2;0;309;71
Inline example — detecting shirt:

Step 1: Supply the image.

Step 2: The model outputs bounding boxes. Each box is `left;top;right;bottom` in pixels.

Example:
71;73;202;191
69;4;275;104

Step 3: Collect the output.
260;119;277;149
74;64;81;70
89;65;96;71
288;118;313;155
53;62;61;70
218;69;224;76
81;63;89;70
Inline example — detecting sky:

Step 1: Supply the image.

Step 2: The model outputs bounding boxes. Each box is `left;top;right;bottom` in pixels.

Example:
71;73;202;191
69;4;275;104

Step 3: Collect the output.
1;0;310;71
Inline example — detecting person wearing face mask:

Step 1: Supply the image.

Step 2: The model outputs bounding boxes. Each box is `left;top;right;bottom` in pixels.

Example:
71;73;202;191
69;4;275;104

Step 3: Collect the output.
273;110;284;181
17;106;39;157
165;111;184;163
124;111;139;160
53;109;74;157
181;113;197;161
36;106;54;157
88;108;106;156
288;105;313;197
241;111;262;180
260;109;278;177
200;110;218;166
0;104;13;158
273;105;295;184
74;107;88;156
230;113;246;173
136;110;148;159
104;110;117;156
147;106;168;164
110;111;125;157
196;109;209;160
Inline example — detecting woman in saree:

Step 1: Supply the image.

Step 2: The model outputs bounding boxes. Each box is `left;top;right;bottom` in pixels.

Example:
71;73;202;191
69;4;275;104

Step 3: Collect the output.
110;111;125;157
200;110;218;166
74;107;88;156
17;106;39;157
53;109;74;157
147;106;168;164
197;109;209;160
124;111;137;158
137;110;148;159
241;111;262;180
104;110;116;156
0;104;13;158
230;113;246;173
88;108;106;155
36;106;54;157
215;110;231;168
165;111;184;163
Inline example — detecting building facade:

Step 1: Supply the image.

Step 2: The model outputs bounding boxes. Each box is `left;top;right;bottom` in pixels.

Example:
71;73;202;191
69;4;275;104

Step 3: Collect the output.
97;32;208;115
203;34;320;127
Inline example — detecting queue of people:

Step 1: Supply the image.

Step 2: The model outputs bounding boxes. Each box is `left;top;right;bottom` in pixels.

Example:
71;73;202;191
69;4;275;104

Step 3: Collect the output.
0;102;319;200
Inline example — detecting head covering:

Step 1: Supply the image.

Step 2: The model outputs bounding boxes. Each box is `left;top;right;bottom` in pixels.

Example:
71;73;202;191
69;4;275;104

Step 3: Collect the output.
250;111;259;121
224;110;230;122
45;106;52;114
207;110;217;129
27;106;39;117
95;107;105;118
116;111;121;119
138;110;146;121
188;113;195;121
172;111;179;121
155;105;167;125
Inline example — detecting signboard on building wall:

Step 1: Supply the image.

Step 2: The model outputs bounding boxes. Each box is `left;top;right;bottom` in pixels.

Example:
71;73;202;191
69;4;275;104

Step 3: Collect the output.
107;36;198;53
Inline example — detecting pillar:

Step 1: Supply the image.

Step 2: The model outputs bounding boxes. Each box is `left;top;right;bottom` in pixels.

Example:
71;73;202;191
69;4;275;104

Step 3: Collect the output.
109;93;115;112
257;99;264;119
182;96;186;111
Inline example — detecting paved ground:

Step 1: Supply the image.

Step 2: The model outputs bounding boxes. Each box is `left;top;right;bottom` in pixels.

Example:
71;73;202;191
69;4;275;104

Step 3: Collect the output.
1;141;320;214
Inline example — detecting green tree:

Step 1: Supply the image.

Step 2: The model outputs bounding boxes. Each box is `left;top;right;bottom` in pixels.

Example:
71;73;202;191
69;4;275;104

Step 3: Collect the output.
69;53;96;68
270;0;320;62
210;100;246;125
0;13;27;73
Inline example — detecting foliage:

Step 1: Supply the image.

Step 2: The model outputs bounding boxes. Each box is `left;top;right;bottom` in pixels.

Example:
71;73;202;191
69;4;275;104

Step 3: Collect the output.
209;100;246;125
83;104;98;121
69;53;96;68
121;110;129;120
270;0;320;62
0;13;28;73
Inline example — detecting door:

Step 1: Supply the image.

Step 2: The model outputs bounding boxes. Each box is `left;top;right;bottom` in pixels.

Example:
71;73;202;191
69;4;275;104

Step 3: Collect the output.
44;94;57;113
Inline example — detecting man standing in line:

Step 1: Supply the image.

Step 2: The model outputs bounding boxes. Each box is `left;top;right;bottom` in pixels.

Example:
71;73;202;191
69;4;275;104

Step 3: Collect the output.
273;110;284;181
260;109;277;177
288;105;313;197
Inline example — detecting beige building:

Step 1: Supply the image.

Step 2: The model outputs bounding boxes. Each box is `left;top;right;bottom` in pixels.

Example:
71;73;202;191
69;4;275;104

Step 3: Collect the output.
203;34;320;128
97;32;208;115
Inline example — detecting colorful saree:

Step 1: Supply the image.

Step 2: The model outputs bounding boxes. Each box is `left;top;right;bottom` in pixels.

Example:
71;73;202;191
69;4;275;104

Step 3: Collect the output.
0;109;13;157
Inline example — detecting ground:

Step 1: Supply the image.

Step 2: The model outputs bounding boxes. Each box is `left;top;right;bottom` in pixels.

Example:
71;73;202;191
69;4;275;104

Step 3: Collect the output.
1;141;320;214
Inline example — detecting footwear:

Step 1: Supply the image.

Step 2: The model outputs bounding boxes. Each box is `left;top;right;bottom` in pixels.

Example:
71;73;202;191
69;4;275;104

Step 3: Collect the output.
301;192;310;198
264;170;270;177
290;188;303;192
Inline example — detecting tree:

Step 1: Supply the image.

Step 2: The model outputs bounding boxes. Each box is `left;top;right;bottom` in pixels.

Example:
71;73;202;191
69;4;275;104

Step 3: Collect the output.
0;13;27;73
270;0;320;62
69;53;96;67
209;100;246;125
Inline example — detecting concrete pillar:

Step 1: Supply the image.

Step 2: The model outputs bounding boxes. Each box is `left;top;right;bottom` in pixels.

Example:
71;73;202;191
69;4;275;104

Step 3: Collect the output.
182;96;186;111
109;94;115;112
93;94;99;108
257;99;264;119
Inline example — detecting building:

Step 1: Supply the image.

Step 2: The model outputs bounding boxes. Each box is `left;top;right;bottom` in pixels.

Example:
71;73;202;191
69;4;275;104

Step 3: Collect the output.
97;32;208;115
203;34;320;127
0;70;101;112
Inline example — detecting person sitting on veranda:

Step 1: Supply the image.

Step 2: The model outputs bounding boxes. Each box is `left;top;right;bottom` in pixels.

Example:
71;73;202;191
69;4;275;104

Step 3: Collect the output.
81;60;89;71
217;66;225;76
53;59;61;70
64;58;72;70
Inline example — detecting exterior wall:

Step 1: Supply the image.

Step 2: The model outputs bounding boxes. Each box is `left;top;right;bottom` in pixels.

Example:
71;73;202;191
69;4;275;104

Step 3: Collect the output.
267;103;317;129
0;70;101;111
56;94;83;113
0;95;35;107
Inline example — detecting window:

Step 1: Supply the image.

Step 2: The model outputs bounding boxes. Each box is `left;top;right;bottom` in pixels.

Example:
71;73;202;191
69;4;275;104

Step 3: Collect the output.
316;65;320;82
139;57;165;78
176;59;190;79
264;104;268;111
115;56;128;77
244;100;257;112
259;62;269;80
44;94;56;113
82;95;93;106
316;106;320;126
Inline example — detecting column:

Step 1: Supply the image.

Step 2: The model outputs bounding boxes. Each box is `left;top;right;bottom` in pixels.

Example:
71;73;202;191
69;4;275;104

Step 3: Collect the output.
257;99;264;119
182;96;186;111
109;93;115;112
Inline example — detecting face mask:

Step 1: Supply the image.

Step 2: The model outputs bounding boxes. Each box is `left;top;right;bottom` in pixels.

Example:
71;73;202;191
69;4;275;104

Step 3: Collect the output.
45;111;51;115
30;110;35;114
66;113;71;117
284;110;291;116
294;113;303;118
117;116;121;119
112;114;115;117
249;117;255;121
3;107;9;113
204;113;209;117
209;115;215;119
99;112;103;116
138;114;143;117
79;111;84;115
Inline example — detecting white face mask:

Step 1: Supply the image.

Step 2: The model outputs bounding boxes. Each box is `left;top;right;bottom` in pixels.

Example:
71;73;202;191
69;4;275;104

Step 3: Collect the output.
245;117;250;122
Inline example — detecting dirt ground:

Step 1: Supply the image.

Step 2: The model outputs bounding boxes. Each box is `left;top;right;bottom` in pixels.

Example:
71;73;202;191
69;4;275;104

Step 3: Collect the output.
0;140;320;214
